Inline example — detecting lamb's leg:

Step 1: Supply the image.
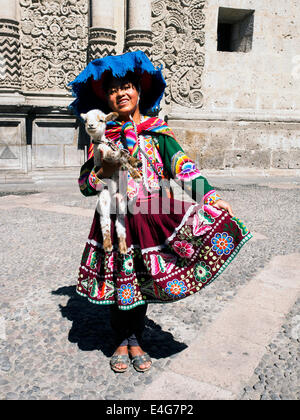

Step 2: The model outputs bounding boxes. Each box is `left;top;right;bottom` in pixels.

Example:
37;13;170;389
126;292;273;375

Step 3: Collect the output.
120;151;142;181
122;162;141;181
116;221;127;254
97;189;113;252
114;171;127;255
127;155;142;169
93;143;102;169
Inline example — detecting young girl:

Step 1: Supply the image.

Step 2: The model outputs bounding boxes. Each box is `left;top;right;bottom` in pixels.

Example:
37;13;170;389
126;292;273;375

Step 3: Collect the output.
69;51;252;373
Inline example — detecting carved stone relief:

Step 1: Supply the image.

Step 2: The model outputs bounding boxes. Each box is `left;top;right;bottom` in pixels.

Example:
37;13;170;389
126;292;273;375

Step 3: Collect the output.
124;29;153;58
88;27;117;62
0;19;21;91
151;0;206;109
19;0;88;92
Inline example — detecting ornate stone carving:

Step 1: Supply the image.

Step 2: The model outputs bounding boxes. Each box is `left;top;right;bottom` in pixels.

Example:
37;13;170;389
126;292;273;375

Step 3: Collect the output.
0;19;21;91
151;0;206;108
124;29;153;57
88;27;116;62
19;0;88;92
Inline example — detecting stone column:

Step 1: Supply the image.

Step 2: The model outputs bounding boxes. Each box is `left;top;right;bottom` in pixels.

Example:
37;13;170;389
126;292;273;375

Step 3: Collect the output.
125;0;152;57
88;0;117;62
0;0;21;91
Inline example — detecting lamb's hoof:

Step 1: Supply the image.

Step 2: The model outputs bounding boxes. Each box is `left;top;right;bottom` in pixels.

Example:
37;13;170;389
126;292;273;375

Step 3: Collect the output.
119;238;127;255
130;171;142;181
104;245;113;253
119;244;128;255
103;236;113;252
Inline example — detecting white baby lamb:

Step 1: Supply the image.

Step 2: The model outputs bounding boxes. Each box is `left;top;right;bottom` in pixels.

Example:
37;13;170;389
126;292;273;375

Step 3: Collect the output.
81;109;142;255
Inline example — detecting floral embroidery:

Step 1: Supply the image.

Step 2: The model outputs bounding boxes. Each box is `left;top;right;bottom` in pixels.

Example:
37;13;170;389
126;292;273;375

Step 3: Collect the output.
150;254;166;275
118;283;135;305
97;281;106;299
211;233;234;256
194;262;211;283
178;225;193;241
88;278;98;297
161;253;177;273
171;151;202;181
173;240;194;258
203;204;222;218
107;253;116;272
192;210;214;236
165;279;187;297
77;179;252;308
123;254;134;275
88;168;103;190
198;208;214;224
204;190;222;206
87;249;97;269
150;253;177;275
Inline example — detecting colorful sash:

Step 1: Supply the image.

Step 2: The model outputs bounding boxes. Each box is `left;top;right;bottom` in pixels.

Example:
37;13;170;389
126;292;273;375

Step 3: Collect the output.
87;117;176;159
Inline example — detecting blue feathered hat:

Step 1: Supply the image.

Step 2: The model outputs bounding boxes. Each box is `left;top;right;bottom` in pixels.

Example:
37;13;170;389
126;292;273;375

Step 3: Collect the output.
68;50;166;116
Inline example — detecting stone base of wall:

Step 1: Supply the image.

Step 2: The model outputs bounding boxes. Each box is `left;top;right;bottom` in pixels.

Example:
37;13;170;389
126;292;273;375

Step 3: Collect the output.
0;94;86;178
1;96;300;183
168;113;300;172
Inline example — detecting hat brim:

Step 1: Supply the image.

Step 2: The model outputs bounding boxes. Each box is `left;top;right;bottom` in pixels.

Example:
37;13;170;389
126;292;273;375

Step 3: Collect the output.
69;51;166;117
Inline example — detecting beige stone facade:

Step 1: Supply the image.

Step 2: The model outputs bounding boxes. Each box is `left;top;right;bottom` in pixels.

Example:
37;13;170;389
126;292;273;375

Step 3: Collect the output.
0;0;299;180
169;0;300;173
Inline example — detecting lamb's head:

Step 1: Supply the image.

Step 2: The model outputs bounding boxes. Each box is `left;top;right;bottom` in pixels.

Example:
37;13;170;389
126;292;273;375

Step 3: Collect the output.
80;109;118;141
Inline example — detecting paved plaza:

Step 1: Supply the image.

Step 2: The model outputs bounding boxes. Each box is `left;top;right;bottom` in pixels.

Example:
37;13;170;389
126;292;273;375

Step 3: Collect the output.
0;173;299;400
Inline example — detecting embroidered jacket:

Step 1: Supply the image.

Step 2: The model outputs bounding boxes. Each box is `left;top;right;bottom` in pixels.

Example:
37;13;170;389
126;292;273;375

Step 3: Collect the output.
78;119;221;205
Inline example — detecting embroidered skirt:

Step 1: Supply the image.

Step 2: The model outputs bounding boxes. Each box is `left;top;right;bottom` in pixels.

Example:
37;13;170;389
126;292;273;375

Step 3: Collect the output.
77;196;252;310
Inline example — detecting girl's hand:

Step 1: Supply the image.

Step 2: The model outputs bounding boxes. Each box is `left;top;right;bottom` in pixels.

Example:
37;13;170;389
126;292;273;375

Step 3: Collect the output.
95;150;121;178
213;199;234;217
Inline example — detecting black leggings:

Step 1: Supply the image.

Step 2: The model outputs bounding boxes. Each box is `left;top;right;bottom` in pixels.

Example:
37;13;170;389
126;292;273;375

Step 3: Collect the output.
110;304;148;347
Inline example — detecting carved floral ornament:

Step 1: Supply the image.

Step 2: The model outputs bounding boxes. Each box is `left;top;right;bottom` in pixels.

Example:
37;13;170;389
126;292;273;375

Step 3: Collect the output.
151;0;206;109
19;0;88;91
17;0;206;106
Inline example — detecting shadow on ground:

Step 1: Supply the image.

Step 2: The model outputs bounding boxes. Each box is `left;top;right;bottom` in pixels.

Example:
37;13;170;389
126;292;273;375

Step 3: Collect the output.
52;285;187;359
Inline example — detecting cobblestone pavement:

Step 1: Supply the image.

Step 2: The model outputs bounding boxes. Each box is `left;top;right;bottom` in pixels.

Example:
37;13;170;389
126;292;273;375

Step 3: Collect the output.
0;175;299;400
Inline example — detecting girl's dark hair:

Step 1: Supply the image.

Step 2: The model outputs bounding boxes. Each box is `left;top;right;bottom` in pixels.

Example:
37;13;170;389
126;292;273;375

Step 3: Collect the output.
103;71;141;94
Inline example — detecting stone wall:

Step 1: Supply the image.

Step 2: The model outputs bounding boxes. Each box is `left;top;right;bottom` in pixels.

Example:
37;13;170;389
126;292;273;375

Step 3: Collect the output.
170;120;300;172
0;0;88;179
0;0;299;180
159;0;300;172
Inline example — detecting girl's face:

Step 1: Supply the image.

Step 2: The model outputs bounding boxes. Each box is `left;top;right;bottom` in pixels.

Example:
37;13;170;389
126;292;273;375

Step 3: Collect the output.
106;78;140;122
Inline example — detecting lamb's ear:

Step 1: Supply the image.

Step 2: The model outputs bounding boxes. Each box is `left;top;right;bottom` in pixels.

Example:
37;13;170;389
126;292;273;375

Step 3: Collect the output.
105;112;119;122
80;113;87;122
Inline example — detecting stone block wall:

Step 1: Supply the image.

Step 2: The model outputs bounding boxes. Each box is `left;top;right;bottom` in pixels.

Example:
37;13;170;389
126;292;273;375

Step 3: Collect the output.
31;118;83;170
0;0;89;179
0;0;299;180
171;120;300;172
166;0;300;172
0;118;26;171
202;0;299;113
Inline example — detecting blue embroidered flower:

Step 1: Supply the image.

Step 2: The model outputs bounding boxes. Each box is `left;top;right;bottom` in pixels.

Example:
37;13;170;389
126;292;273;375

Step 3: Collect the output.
165;279;187;298
211;232;234;256
118;283;135;305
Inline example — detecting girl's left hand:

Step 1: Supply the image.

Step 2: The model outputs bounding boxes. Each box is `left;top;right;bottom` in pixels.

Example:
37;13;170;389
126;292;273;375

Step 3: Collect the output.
213;199;234;217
